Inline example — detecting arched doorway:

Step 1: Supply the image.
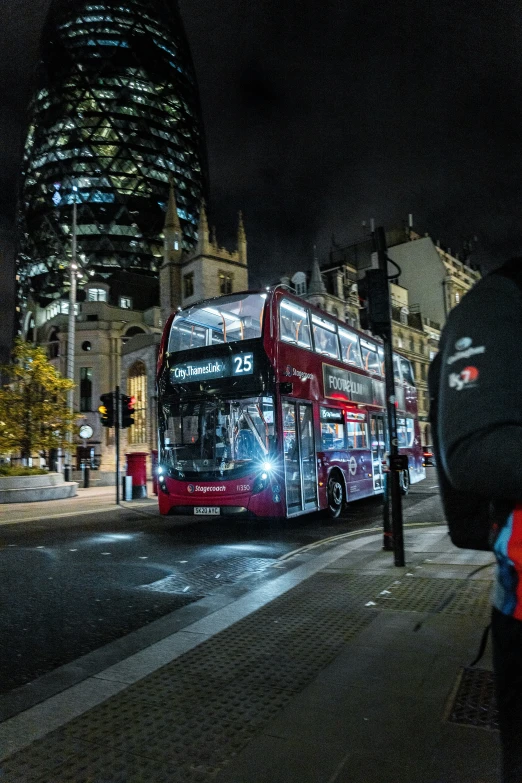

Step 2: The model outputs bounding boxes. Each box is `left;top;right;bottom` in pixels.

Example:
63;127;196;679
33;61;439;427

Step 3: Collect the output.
127;361;147;444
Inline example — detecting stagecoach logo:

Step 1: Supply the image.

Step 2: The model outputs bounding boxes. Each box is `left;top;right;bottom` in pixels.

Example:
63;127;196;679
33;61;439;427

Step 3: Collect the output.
285;365;314;382
447;339;485;365
187;484;226;494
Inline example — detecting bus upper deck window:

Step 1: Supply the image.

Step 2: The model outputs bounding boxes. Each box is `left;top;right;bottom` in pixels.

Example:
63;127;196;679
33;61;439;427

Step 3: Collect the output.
339;327;363;368
279;300;312;348
311;314;339;359
360;338;380;374
169;320;206;352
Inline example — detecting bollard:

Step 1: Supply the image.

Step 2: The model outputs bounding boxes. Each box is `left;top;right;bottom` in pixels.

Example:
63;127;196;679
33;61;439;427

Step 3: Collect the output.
122;475;133;501
83;465;90;489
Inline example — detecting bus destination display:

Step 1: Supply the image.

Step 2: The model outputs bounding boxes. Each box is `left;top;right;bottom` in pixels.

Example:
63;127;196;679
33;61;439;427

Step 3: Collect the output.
170;352;254;384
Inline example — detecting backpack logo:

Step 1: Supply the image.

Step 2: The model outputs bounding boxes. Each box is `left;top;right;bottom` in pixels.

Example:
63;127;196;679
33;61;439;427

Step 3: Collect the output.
449;365;479;391
447;341;485;365
455;337;472;351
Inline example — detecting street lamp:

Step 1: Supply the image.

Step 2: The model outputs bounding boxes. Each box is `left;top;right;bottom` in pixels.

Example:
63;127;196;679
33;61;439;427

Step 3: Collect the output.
64;185;78;482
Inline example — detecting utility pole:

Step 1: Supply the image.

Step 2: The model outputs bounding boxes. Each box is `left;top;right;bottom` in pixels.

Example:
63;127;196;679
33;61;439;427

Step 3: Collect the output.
64;185;78;482
115;386;120;505
366;227;405;567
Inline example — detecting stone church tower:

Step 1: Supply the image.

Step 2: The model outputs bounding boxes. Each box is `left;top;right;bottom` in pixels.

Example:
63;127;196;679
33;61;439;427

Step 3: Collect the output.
160;179;249;324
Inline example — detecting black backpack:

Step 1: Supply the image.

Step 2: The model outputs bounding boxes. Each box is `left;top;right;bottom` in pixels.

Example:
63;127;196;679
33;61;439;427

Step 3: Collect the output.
428;262;522;550
428;353;497;550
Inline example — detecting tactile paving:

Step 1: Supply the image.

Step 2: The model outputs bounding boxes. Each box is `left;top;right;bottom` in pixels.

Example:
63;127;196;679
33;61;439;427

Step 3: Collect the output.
370;576;492;615
448;667;499;730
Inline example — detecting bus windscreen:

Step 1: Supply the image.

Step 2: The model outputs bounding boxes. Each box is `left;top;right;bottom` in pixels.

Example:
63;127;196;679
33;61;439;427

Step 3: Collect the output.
160;395;275;479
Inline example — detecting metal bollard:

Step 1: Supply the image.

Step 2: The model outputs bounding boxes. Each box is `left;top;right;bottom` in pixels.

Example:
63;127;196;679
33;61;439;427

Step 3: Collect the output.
83;465;90;489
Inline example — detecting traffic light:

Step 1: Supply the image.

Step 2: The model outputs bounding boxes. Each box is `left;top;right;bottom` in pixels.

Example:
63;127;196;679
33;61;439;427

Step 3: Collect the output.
98;392;114;427
121;394;136;429
365;268;392;338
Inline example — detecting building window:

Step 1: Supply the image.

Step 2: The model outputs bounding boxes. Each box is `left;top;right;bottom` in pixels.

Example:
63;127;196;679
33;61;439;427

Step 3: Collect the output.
82;340;91;352
127;361;147;444
80;367;93;412
87;288;107;302
455;291;460;303
120;296;132;309
400;307;408;325
183;272;194;299
219;270;233;295
409;336;415;352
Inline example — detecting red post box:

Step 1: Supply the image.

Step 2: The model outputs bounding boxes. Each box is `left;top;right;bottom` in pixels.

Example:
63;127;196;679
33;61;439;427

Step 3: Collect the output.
151;449;158;496
125;452;149;499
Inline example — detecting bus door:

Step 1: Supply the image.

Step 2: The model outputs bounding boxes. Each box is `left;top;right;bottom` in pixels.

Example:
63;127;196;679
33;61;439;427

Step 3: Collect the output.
346;413;373;498
282;400;318;515
370;414;386;491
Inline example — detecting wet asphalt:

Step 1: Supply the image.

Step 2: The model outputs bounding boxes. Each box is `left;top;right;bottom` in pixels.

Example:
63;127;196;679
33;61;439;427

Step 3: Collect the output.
0;469;441;694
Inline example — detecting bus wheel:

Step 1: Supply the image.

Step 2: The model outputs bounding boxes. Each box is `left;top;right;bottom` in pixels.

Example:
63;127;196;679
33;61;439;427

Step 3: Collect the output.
327;472;344;519
400;469;410;496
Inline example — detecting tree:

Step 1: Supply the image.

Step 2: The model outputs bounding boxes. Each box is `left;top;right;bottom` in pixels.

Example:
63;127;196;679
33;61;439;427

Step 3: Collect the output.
0;340;76;460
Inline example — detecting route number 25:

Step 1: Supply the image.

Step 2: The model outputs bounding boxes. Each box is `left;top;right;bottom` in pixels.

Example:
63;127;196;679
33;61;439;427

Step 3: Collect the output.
232;353;253;375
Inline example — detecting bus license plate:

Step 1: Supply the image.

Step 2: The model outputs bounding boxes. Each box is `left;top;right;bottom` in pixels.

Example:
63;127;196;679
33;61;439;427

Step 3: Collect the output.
194;507;220;516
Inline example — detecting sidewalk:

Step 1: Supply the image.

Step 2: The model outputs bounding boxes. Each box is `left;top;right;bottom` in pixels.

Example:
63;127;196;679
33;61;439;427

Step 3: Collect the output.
0;481;158;525
0;526;499;783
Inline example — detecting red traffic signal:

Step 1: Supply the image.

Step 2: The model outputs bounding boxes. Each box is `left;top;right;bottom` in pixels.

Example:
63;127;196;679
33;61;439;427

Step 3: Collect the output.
121;394;136;429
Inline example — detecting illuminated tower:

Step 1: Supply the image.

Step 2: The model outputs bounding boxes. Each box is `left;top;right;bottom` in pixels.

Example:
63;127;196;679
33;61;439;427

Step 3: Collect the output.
17;0;208;306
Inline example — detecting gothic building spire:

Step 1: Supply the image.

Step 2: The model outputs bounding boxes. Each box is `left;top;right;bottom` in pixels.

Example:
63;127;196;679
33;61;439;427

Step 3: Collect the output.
237;211;247;264
196;199;209;253
308;246;326;295
164;176;181;233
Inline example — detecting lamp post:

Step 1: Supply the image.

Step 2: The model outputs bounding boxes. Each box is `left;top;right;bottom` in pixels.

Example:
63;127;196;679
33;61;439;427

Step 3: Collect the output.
64;185;78;482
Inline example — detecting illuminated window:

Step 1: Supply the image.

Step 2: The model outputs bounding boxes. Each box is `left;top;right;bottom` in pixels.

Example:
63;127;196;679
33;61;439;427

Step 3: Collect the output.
88;288;107;302
183;272;194;298
219;270;233;295
120;296;132;309
127;361;147;444
80;367;93;412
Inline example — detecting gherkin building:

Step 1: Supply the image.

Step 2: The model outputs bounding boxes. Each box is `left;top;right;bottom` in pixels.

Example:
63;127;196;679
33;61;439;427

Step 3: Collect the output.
17;0;208;306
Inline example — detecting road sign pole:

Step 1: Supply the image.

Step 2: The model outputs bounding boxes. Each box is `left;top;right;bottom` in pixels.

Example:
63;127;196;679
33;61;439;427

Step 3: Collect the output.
115;386;120;506
374;227;405;567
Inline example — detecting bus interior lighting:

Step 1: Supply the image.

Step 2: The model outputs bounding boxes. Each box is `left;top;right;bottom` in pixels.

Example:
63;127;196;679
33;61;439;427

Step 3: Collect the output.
280;301;307;317
311;314;337;332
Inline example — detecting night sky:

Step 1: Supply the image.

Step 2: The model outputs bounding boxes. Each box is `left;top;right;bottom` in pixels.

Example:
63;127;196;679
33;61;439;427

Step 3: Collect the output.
1;0;521;358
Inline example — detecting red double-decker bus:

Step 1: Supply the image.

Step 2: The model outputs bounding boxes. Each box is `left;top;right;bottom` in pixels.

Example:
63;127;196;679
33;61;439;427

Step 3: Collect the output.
156;287;425;519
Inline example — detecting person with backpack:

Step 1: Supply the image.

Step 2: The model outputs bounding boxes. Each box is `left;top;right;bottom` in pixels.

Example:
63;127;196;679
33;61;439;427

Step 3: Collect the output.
428;258;522;783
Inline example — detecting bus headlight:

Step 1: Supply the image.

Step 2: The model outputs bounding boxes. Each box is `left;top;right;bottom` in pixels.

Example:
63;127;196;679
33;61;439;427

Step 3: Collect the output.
262;461;273;472
158;473;169;494
252;472;270;494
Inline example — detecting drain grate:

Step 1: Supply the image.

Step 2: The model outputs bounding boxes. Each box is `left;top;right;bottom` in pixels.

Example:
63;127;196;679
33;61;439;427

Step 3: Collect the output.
141;557;276;596
448;667;499;730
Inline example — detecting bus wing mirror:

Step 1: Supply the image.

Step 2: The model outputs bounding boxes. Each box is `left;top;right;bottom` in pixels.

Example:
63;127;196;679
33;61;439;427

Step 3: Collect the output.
279;382;294;395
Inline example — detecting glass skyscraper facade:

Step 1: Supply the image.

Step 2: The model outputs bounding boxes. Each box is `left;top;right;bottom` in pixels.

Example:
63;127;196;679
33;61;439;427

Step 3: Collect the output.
18;0;208;305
